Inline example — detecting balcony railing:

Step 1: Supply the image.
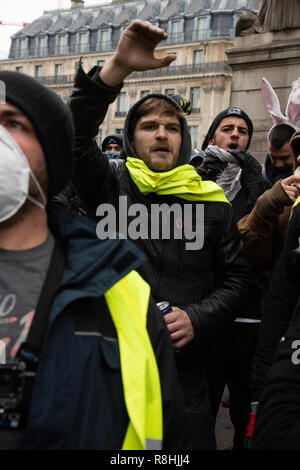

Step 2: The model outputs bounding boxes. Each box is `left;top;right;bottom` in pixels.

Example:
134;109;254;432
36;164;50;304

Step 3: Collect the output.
9;27;235;59
35;75;75;85
31;61;231;86
130;62;232;79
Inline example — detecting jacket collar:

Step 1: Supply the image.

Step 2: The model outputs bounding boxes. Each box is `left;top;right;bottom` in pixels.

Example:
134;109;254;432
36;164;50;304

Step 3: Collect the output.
47;203;147;301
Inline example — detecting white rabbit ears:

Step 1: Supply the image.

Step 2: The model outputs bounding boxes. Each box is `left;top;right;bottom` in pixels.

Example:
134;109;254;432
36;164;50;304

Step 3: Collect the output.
261;77;300;135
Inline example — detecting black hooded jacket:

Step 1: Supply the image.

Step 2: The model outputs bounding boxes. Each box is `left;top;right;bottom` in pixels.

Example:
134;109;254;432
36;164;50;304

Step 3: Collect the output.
263;154;293;186
67;65;255;415
251;201;300;449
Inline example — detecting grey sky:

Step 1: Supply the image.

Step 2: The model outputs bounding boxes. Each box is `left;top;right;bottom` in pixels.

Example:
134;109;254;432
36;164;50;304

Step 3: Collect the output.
0;0;110;59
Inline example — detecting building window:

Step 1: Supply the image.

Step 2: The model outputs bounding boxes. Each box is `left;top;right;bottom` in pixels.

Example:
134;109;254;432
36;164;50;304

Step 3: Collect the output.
54;64;64;83
167;53;176;75
169;20;183;43
189;126;199;148
38;37;46;56
55;64;62;76
190;87;200;113
79;32;89;53
35;65;43;78
196;17;208;40
19;39;27;58
168;52;177;67
193;50;203;65
165;88;175;96
99;29;111;51
58;35;68;55
96;128;102;147
15;66;23;73
116;92;127;117
75;59;82;72
140;90;150;99
115;128;123;135
193;50;203;72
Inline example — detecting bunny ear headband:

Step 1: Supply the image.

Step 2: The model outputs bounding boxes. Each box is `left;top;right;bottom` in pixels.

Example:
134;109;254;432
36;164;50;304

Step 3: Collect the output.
261;77;300;139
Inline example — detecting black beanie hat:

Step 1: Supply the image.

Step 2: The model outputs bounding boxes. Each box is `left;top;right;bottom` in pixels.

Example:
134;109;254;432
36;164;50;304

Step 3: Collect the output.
102;133;124;152
201;107;253;151
0;71;74;199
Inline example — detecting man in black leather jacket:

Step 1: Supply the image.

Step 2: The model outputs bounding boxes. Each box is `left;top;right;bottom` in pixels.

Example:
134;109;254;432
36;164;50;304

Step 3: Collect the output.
199;107;268;449
67;19;255;450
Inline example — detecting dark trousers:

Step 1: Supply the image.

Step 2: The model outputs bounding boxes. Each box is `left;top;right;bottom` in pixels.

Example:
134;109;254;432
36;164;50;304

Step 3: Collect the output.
208;322;260;449
177;353;217;450
186;409;217;450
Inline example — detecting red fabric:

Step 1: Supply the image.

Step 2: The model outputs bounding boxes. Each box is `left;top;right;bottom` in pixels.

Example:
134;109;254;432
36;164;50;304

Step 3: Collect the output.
246;413;256;437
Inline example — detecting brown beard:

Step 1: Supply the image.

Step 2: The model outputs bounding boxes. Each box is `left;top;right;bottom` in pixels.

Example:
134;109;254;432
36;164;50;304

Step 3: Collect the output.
0;199;36;228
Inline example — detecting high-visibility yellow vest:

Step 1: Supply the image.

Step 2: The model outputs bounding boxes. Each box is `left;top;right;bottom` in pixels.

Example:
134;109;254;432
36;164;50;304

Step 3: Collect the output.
105;270;163;450
293;195;300;209
290;195;300;220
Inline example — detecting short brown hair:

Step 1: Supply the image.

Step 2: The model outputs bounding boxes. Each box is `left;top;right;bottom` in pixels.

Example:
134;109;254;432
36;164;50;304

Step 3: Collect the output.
268;124;295;150
128;97;183;141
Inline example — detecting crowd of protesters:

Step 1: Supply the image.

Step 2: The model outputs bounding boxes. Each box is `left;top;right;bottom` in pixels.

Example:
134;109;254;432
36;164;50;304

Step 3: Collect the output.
1;19;300;451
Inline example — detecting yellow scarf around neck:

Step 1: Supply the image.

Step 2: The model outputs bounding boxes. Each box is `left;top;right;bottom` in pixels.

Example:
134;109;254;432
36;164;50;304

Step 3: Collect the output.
126;157;230;204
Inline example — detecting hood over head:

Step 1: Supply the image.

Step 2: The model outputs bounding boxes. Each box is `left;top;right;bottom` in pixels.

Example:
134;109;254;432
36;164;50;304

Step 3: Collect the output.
122;93;191;167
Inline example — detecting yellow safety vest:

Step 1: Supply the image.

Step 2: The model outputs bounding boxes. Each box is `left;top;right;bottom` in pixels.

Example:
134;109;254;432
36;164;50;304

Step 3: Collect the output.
290;195;300;220
105;270;163;450
294;195;300;209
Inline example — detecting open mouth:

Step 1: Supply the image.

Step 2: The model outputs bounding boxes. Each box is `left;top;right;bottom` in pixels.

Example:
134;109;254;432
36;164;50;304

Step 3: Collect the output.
228;143;238;150
154;147;169;153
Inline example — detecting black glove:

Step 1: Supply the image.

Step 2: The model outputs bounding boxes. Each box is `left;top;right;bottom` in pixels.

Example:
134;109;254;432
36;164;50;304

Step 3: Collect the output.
229;149;267;211
197;154;227;181
229;149;262;176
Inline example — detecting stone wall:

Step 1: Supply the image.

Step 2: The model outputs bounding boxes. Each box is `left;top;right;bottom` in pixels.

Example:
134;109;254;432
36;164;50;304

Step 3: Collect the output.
226;29;300;163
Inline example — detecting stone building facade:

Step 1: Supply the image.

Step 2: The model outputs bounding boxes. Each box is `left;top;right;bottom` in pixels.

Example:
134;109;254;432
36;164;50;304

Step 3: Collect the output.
227;28;300;162
0;0;259;147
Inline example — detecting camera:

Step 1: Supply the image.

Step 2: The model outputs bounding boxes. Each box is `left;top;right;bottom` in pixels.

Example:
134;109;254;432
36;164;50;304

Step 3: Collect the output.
0;361;30;430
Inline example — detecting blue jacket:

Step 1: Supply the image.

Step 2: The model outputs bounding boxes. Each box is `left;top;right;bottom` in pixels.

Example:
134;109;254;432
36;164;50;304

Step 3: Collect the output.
22;205;187;449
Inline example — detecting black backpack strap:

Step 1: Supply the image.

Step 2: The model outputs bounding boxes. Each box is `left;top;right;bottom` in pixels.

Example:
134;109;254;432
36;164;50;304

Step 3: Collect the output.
18;239;66;367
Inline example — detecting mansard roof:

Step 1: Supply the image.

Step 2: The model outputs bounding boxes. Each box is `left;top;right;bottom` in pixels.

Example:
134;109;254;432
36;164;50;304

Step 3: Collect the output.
11;0;260;39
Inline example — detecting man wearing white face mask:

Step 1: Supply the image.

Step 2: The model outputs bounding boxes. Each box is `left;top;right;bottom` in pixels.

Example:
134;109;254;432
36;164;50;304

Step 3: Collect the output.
0;71;187;450
0;115;47;221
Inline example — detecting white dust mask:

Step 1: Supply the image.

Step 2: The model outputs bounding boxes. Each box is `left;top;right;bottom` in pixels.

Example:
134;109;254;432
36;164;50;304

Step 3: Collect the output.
0;124;47;222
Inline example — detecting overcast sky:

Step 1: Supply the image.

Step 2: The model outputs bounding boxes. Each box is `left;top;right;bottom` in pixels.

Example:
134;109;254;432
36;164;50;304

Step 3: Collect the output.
0;0;110;59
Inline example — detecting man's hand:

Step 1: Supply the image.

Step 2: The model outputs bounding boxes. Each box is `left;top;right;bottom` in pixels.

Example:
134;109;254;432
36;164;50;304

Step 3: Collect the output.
281;175;300;203
100;20;176;87
164;306;195;349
